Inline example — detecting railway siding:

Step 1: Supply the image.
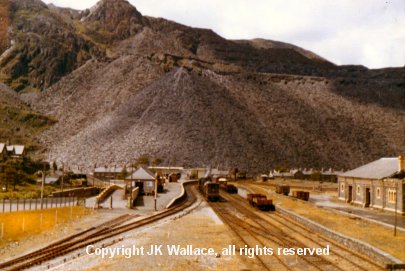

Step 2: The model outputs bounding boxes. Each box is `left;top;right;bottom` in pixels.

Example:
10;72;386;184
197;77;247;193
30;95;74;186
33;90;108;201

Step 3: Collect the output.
277;205;402;265
238;183;405;264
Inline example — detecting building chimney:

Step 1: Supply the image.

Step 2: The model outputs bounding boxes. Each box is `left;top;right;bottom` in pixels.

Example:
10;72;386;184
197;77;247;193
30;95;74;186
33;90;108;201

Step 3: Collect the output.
399;155;405;172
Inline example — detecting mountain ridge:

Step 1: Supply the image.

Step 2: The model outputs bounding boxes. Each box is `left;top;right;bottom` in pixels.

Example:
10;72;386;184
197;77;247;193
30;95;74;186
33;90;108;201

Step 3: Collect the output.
0;0;404;172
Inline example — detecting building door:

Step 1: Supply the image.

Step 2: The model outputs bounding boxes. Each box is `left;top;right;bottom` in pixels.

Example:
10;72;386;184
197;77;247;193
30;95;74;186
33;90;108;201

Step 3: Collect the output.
348;186;353;203
365;188;371;207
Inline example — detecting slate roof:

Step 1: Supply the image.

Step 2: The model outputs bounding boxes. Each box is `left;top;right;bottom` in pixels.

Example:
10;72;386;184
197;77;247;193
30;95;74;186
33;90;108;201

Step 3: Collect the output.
13;145;24;155
126;166;155;180
95;166;123;173
36;177;59;184
340;158;400;179
2;144;24;156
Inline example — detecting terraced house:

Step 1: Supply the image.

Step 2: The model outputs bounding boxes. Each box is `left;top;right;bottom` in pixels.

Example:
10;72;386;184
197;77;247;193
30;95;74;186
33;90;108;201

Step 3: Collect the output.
337;156;405;215
0;143;25;160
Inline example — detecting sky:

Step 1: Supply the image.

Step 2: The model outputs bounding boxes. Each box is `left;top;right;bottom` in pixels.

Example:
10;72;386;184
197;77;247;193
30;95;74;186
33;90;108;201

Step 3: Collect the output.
43;0;405;69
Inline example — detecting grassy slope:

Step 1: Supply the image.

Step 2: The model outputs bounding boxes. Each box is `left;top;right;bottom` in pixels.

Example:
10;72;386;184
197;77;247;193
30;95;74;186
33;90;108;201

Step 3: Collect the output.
0;86;56;151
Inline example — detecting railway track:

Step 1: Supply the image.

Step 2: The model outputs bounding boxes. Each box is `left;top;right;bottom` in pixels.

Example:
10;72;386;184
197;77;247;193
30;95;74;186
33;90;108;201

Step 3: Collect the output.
0;183;197;271
210;192;385;271
210;204;289;271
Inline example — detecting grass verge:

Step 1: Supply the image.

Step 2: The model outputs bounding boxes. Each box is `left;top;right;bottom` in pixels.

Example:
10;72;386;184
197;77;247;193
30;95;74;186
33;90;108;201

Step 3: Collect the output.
0;206;93;246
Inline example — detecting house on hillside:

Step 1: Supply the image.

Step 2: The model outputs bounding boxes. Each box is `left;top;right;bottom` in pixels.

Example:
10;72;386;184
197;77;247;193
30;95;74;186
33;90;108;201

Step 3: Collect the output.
94;166;129;180
271;169;304;179
4;144;25;159
337;156;405;214
321;168;344;182
148;166;184;176
291;169;305;180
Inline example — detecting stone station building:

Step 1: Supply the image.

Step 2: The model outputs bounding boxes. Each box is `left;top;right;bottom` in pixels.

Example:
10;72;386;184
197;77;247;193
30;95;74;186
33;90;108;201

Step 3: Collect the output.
338;156;405;215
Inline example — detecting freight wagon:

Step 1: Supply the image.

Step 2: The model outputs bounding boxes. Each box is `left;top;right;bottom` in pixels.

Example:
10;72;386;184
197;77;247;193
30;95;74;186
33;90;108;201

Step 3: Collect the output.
291;191;310;201
223;184;238;194
247;193;275;211
216;177;238;194
275;184;290;196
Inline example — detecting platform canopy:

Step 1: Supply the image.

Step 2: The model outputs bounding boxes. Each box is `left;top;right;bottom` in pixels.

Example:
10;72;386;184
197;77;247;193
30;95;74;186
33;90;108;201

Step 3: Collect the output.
126;166;155;181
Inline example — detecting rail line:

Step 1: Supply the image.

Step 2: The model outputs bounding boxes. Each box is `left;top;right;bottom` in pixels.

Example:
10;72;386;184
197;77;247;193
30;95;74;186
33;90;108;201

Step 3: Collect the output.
0;183;197;271
247;184;387;270
214;192;385;271
211;201;332;271
248;185;386;270
210;203;291;271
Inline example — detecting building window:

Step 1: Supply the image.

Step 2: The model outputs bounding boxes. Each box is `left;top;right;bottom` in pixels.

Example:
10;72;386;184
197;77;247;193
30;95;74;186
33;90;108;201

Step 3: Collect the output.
340;183;345;192
356;185;361;195
388;189;397;203
376;188;381;199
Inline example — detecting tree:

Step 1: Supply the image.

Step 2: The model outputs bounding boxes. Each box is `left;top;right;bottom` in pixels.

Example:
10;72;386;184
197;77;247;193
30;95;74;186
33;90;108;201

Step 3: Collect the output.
51;161;57;172
310;171;322;181
275;162;289;173
13;170;26;191
117;165;128;180
5;165;16;192
152;158;162;166
0;162;6;192
136;155;150;166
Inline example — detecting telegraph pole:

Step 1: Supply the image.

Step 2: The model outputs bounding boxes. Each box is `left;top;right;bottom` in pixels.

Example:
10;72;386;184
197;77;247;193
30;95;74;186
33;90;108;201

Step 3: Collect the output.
394;182;398;236
93;164;96;187
40;162;46;209
154;173;158;211
61;162;64;193
130;163;134;208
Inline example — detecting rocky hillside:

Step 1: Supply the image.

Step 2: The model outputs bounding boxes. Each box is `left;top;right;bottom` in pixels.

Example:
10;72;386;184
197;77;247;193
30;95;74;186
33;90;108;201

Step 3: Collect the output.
0;0;404;172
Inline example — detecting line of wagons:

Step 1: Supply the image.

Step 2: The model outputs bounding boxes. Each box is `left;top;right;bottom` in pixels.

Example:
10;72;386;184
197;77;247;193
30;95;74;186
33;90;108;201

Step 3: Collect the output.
198;177;276;212
198;177;238;202
275;184;310;201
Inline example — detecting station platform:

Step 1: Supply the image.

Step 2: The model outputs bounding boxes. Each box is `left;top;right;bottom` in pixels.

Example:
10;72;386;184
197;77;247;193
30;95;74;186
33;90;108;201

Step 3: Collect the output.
85;182;182;213
310;194;405;230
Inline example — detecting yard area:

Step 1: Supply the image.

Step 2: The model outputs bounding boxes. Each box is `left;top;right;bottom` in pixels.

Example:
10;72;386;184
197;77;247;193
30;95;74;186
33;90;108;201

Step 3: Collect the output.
238;181;405;262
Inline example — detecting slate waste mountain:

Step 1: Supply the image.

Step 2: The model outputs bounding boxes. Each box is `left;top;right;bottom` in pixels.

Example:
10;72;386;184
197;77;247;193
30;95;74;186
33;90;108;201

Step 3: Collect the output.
0;0;404;172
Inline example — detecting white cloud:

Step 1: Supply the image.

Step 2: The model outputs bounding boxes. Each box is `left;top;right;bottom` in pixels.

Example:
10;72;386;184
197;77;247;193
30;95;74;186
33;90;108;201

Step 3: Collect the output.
42;0;405;68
